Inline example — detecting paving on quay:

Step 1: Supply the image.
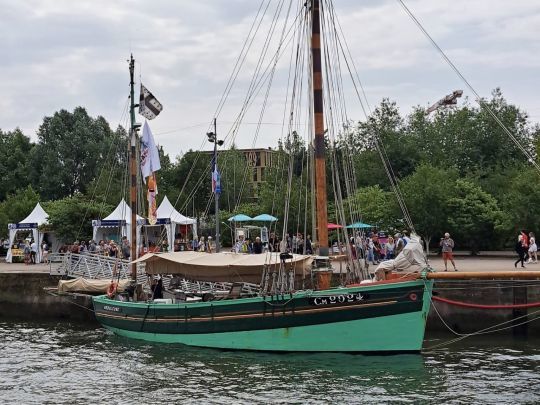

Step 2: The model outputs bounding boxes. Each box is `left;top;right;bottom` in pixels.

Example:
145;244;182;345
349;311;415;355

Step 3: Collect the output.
0;254;532;274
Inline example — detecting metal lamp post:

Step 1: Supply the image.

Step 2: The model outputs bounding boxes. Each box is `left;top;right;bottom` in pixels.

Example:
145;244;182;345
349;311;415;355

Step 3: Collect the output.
207;118;224;253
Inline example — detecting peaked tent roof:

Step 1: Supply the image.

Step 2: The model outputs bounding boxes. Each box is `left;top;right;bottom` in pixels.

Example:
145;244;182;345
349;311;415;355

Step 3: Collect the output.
103;199;143;223
345;221;372;229
252;214;278;222
228;214;253;222
156;196;196;225
20;203;49;226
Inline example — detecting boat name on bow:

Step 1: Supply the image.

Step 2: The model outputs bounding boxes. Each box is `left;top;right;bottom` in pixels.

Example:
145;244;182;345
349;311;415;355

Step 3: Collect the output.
309;293;364;306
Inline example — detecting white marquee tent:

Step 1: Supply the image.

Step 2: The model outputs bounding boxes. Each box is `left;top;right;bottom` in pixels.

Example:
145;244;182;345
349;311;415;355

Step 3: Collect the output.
92;199;144;246
147;196;197;251
6;203;59;263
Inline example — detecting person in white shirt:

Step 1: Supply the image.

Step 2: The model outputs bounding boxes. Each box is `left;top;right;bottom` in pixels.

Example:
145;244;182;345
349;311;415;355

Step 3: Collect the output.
30;240;38;264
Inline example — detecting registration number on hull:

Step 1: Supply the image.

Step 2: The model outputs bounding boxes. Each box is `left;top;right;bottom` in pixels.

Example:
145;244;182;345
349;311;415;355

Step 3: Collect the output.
309;293;364;306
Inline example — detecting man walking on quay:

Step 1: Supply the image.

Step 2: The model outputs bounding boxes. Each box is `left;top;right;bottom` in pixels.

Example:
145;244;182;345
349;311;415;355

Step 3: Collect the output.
440;232;457;271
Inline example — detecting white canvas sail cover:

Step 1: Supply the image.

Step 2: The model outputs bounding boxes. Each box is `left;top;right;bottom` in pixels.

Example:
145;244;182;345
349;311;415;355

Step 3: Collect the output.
58;277;131;294
374;235;427;280
133;251;313;284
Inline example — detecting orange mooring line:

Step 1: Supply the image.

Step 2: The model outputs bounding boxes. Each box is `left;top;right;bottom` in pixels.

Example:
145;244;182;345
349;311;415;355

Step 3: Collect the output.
432;295;540;310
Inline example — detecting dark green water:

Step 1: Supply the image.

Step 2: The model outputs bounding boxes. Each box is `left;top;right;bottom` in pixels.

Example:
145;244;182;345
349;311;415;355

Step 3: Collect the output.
1;321;539;404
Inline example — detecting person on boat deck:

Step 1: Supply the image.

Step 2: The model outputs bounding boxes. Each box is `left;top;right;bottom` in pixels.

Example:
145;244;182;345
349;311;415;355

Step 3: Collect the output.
515;234;527;268
151;276;163;299
252;236;263;254
440;232;457;271
207;236;213;253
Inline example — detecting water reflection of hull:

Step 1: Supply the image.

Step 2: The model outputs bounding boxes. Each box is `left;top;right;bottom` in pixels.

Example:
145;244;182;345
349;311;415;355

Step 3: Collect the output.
93;280;433;352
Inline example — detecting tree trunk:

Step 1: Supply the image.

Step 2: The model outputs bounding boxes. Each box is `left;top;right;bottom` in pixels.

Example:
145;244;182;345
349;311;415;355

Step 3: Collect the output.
424;235;431;256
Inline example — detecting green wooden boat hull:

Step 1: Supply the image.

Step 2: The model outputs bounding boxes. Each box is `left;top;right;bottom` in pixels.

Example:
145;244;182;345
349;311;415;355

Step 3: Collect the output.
93;279;433;353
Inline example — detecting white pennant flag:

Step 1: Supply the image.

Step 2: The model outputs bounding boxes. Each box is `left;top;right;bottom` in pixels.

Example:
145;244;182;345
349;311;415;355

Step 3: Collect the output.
140;120;161;179
139;84;163;120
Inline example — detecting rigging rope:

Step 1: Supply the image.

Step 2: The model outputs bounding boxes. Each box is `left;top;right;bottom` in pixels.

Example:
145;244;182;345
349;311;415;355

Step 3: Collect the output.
396;0;540;176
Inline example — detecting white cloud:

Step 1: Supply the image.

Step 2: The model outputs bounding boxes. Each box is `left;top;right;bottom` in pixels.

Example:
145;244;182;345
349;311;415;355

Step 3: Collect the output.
0;0;539;158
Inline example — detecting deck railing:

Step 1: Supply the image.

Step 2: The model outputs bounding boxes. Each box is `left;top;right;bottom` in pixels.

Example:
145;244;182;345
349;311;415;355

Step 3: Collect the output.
48;252;260;295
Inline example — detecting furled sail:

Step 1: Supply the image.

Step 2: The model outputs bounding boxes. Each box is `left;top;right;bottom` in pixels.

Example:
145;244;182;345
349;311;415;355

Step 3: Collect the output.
132;251;313;284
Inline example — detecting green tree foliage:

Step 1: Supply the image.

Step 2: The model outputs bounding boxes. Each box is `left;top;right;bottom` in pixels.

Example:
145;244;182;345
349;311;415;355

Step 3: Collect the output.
45;195;113;244
31;107;120;200
400;164;457;253
0;186;40;238
447;179;507;253
219;148;254;213
349;99;420;188
498;167;540;237
1;87;537;253
0;129;34;201
166;150;212;219
342;185;398;231
83;125;129;210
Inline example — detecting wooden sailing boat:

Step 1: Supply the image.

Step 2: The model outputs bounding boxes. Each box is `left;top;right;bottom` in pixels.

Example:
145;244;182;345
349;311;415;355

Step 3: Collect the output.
92;0;435;353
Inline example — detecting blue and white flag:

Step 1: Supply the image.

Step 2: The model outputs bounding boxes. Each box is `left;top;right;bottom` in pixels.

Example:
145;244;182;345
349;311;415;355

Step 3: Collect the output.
212;159;221;194
140;120;161;179
212;166;221;194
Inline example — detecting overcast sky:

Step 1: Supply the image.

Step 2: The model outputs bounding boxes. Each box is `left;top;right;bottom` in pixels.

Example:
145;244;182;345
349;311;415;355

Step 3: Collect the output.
2;0;539;159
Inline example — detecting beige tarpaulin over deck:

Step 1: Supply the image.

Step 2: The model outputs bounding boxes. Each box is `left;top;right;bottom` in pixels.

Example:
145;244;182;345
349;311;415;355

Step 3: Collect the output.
58;277;131;294
132;251;313;284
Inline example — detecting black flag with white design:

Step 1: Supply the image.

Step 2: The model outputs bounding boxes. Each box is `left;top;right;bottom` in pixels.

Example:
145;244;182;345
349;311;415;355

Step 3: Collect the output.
139;84;163;120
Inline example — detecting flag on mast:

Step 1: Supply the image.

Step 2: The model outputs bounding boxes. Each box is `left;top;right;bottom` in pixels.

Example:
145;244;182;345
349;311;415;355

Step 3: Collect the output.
147;173;158;225
211;157;221;194
139;84;163;120
140;120;161;180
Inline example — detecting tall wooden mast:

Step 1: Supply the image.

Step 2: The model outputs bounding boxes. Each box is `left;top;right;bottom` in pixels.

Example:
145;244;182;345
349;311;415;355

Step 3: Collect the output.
311;0;328;255
129;55;138;280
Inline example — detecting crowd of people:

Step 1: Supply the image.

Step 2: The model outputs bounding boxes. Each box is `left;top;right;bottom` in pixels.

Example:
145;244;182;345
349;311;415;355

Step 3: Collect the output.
59;237;132;260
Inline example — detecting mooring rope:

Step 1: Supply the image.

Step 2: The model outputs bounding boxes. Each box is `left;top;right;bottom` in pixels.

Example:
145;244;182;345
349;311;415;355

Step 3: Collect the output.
423;280;540;350
432;295;540;310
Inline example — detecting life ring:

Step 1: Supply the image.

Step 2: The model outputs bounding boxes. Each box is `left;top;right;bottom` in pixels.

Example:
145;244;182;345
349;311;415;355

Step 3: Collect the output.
107;282;117;298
